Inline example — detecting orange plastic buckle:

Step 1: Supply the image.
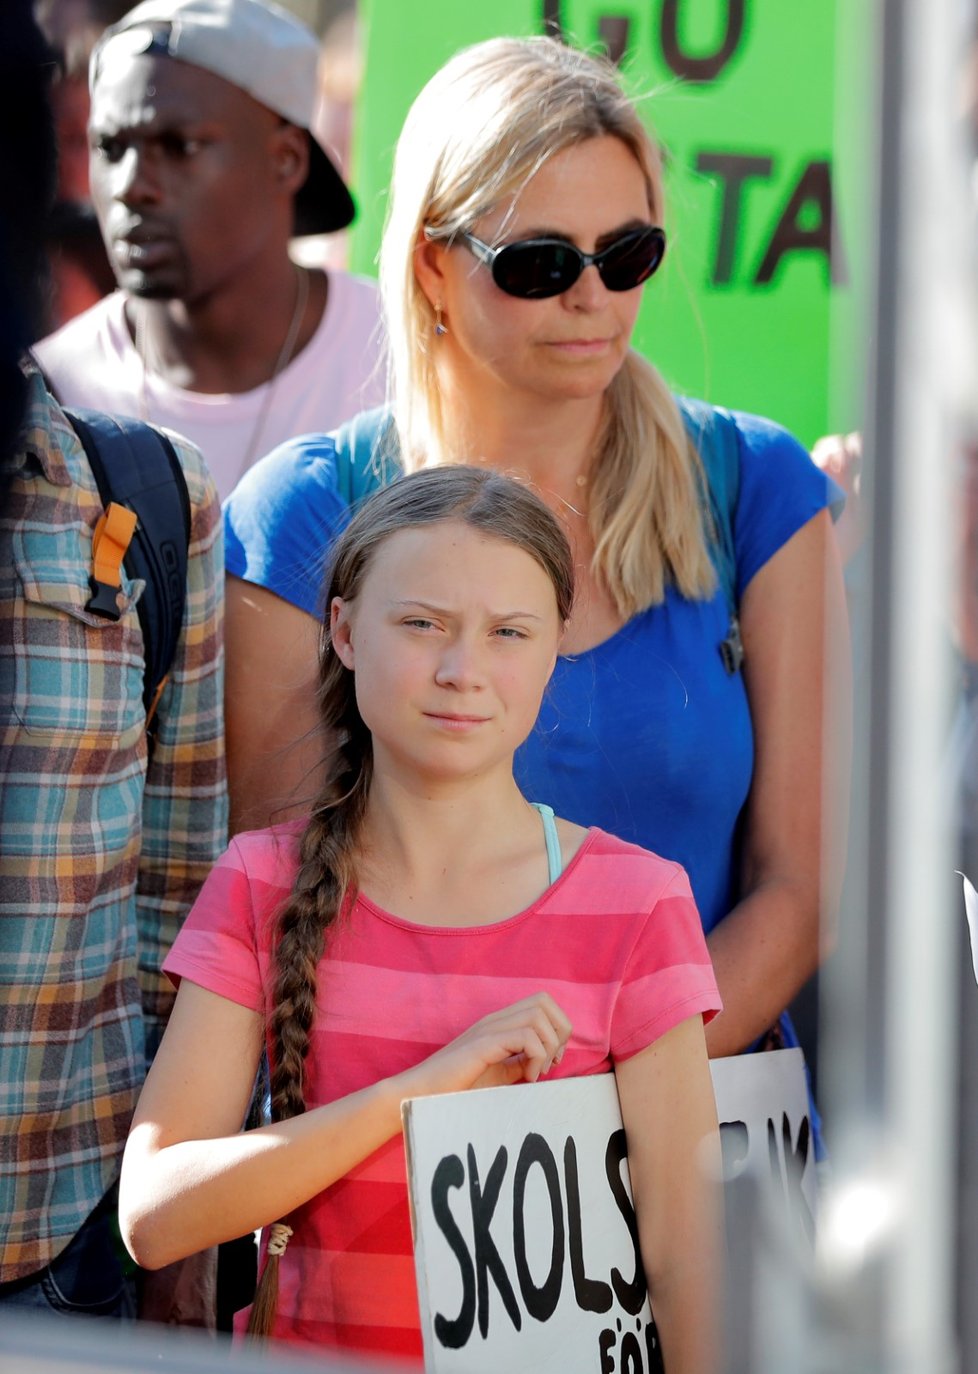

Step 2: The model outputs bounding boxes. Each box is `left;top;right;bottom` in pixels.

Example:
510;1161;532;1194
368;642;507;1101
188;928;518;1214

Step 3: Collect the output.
87;501;138;620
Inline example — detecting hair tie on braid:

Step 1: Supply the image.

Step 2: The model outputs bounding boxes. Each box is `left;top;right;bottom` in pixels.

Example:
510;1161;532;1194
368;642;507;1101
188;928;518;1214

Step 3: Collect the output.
266;1222;293;1257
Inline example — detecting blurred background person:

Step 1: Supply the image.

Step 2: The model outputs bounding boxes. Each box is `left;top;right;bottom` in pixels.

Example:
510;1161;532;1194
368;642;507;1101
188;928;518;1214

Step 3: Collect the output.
0;0;226;1326
34;0;129;333
0;1;58;466
35;0;385;502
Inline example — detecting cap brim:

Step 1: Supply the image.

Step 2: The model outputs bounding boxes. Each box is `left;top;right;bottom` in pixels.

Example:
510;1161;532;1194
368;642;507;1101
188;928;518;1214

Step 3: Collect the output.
294;132;356;237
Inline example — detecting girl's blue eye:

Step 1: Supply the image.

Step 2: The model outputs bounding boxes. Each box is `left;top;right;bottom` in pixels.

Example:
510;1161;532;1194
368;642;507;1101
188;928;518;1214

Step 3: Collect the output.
494;626;528;639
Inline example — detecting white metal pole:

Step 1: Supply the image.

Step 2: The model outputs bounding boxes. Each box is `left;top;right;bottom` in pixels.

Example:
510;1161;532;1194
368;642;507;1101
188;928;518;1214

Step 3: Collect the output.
818;0;977;1369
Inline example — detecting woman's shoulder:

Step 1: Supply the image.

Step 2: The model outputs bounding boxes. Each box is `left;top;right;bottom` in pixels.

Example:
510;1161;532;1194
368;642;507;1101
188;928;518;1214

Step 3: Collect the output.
228;431;349;511
677;394;814;469
695;401;843;504
726;406;816;468
225;406;398;543
224;433;359;615
677;396;843;599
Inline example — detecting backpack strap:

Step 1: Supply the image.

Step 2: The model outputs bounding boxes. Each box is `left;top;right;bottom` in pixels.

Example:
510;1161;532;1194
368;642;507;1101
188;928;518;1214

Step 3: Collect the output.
676;396;744;674
66;407;191;724
328;405;401;505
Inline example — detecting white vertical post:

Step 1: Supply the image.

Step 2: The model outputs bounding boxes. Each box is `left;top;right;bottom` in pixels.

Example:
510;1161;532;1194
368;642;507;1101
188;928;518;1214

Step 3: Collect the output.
818;0;978;1368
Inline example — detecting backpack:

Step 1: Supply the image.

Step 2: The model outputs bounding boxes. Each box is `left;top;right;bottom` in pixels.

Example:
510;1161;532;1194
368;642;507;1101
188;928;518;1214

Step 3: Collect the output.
329;399;745;673
66;407;191;729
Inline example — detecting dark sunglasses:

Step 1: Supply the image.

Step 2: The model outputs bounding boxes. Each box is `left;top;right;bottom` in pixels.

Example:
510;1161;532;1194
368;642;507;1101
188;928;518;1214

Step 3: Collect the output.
457;224;666;299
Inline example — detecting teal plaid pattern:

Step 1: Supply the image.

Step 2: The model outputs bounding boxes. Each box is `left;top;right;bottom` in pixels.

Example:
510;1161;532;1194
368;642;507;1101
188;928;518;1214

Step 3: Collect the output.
0;371;227;1279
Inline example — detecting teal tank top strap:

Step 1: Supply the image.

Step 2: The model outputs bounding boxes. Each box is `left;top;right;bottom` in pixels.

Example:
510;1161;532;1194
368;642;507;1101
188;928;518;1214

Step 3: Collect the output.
531;802;563;884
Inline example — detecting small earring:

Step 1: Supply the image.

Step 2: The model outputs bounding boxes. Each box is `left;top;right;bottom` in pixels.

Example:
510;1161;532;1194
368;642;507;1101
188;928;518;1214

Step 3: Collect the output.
434;303;447;337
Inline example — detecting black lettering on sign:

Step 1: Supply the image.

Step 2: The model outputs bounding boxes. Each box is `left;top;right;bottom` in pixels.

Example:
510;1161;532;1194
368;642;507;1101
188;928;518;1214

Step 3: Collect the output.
541;0;564;38
621;1328;644;1373
767;1112;815;1243
754;159;848;286
540;5;631;64
598;16;632;64
646;1315;665;1374
599;1325;618;1373
695;151;774;284
432;1154;476;1349
468;1142;521;1337
597;1317;663;1374
564;1136;613;1312
605;1128;647;1314
661;0;747;84
512;1132;564;1321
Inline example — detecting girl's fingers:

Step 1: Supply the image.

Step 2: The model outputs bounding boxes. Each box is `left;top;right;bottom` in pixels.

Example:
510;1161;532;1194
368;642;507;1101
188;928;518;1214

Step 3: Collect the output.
526;1010;561;1067
402;992;574;1099
476;993;572;1056
489;1027;549;1082
482;1023;562;1082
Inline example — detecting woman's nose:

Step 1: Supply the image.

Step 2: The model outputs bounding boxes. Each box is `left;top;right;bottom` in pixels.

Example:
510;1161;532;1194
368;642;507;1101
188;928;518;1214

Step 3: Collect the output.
563;261;607;311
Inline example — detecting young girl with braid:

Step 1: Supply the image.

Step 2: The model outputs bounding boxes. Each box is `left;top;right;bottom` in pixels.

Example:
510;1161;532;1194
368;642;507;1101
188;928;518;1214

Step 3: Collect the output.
119;466;723;1373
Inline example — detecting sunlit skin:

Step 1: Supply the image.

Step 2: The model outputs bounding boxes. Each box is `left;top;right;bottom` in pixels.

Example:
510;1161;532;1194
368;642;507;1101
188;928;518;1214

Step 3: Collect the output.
415;135;653;427
330;521;564;798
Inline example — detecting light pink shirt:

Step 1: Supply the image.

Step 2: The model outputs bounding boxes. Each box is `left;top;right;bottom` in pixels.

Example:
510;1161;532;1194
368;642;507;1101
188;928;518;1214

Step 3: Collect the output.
34;272;386;501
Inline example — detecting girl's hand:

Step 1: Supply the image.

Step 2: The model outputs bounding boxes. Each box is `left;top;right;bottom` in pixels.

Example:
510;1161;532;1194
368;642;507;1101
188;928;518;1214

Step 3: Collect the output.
393;993;572;1102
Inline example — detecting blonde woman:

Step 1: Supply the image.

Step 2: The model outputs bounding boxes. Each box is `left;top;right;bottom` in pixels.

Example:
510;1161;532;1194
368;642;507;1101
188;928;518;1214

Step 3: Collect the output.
223;37;849;1133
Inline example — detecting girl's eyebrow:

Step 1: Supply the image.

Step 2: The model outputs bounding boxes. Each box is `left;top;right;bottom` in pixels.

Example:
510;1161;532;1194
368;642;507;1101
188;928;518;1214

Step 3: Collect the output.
390;598;544;621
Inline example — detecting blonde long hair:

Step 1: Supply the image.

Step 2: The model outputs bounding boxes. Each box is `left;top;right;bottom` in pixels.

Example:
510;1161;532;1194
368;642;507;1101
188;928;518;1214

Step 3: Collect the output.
379;36;716;618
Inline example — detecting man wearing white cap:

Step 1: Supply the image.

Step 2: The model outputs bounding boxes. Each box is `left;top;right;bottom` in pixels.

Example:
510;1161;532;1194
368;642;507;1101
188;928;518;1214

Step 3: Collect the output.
35;0;385;501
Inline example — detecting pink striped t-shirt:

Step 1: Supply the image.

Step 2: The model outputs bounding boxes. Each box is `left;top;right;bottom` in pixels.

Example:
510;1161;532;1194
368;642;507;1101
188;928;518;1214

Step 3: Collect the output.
163;822;721;1362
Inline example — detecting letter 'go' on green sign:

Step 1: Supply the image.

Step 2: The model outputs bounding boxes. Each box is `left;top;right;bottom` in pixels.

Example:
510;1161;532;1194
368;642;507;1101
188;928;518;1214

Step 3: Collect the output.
352;0;864;446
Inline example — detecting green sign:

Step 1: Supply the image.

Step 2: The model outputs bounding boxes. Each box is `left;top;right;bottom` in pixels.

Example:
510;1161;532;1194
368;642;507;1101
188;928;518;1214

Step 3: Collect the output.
351;0;867;446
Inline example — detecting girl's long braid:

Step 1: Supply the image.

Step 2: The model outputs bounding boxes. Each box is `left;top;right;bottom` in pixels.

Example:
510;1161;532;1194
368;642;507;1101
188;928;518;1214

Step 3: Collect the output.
246;465;574;1340
247;641;373;1339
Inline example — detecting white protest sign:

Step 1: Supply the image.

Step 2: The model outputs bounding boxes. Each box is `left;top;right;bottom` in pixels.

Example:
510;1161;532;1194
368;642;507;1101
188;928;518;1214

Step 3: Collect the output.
404;1050;816;1373
711;1047;817;1243
403;1074;661;1374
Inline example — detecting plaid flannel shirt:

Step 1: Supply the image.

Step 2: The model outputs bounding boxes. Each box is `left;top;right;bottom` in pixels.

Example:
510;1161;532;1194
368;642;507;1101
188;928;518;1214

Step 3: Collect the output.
0;371;227;1279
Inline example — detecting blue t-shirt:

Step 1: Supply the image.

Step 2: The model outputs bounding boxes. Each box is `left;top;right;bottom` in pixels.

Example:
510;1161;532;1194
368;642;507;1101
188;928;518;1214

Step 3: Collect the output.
226;409;840;940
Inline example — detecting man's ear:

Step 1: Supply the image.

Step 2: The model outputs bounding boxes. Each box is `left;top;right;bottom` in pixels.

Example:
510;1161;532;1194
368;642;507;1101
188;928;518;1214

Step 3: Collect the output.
271;122;310;197
330;597;356;670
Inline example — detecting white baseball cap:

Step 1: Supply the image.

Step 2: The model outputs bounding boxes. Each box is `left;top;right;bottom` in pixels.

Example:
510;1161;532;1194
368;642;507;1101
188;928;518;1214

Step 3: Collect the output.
91;0;356;235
